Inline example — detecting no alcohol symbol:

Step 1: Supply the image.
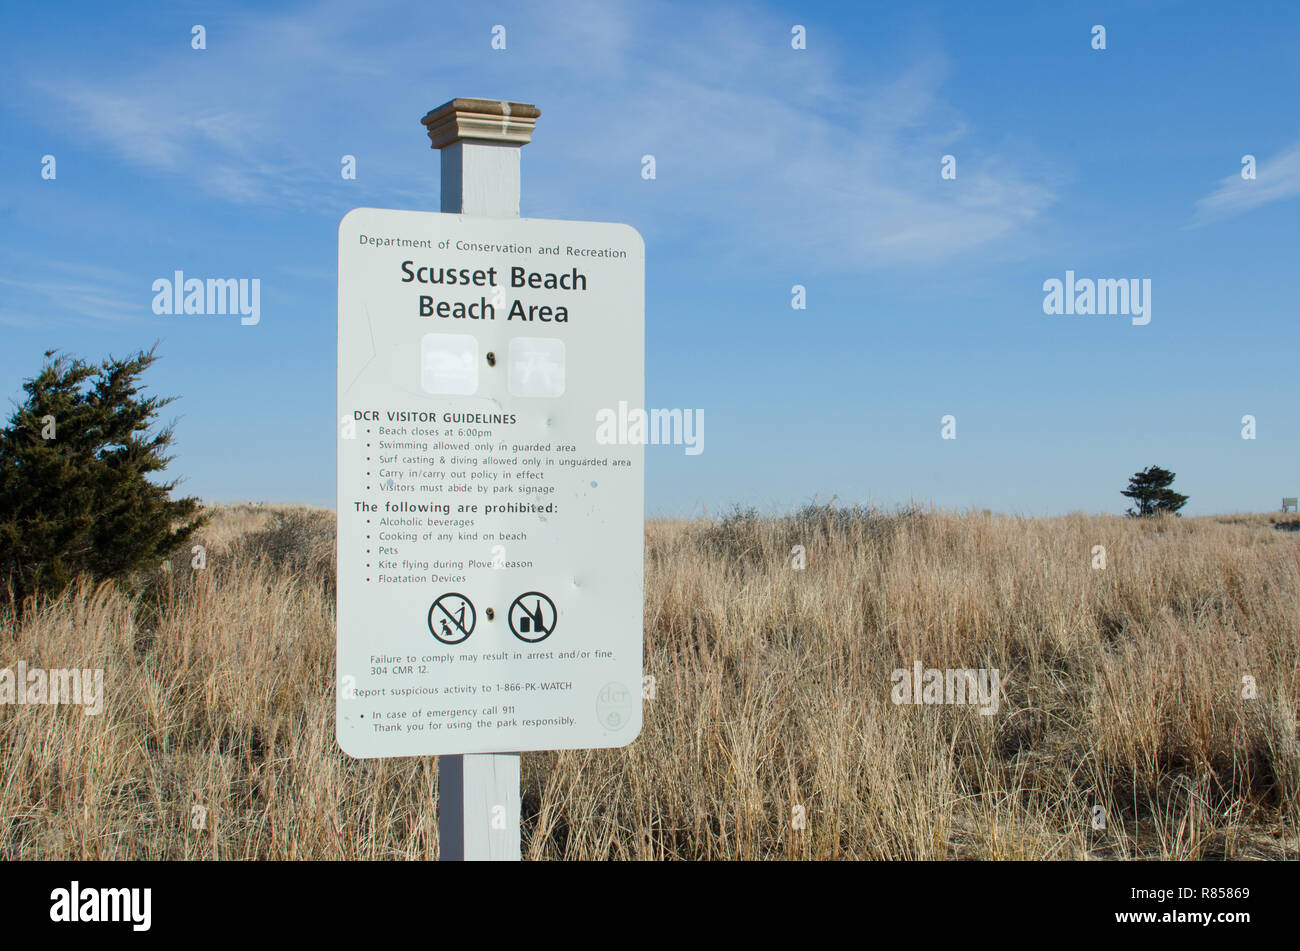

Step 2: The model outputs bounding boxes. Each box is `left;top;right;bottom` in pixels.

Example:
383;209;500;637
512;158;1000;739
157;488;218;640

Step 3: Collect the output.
508;592;557;643
429;592;475;645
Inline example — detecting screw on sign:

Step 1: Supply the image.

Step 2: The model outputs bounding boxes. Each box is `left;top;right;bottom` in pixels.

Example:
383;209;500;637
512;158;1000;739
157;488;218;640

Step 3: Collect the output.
508;592;557;643
429;593;475;645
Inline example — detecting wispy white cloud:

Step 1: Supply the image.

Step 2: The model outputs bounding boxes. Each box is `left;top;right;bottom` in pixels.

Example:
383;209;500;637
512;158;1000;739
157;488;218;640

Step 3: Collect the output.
26;0;423;207
1192;141;1300;225
17;0;1059;269
0;261;142;326
549;26;1058;269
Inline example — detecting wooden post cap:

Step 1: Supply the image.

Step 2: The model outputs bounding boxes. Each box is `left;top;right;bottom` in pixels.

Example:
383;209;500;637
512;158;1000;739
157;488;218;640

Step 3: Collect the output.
421;98;541;149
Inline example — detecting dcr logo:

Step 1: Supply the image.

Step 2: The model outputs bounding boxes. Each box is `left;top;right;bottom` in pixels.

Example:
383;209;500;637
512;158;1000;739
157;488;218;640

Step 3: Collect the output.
596;682;633;730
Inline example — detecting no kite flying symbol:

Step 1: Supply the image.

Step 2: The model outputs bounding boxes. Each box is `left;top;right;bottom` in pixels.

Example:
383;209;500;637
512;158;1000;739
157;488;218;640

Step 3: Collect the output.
508;592;557;643
429;593;475;645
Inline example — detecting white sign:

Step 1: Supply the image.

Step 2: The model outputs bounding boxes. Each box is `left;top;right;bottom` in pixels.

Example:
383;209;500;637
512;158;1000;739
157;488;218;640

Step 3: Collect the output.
337;208;645;758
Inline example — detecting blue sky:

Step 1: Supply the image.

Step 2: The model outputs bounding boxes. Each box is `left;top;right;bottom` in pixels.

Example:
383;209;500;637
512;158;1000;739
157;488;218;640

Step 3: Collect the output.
2;0;1297;516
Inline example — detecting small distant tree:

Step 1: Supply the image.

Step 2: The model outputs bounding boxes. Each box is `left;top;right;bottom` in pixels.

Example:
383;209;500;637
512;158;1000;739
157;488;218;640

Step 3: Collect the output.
1121;465;1189;517
0;345;206;608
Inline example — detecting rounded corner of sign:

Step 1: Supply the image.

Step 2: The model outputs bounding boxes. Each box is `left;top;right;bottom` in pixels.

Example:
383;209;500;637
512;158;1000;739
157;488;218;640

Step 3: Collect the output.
612;710;645;747
614;223;646;254
335;731;367;760
618;722;645;747
338;207;371;231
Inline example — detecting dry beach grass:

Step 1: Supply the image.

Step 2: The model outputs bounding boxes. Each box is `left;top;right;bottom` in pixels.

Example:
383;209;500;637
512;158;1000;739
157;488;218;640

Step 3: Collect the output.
2;503;1297;859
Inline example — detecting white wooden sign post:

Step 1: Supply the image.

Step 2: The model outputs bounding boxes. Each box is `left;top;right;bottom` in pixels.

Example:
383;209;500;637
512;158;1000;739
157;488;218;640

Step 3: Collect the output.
432;98;529;863
336;98;645;861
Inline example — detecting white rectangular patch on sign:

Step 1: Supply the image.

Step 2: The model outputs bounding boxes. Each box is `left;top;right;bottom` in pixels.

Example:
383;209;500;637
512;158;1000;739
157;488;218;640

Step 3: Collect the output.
337;208;645;757
420;333;479;396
